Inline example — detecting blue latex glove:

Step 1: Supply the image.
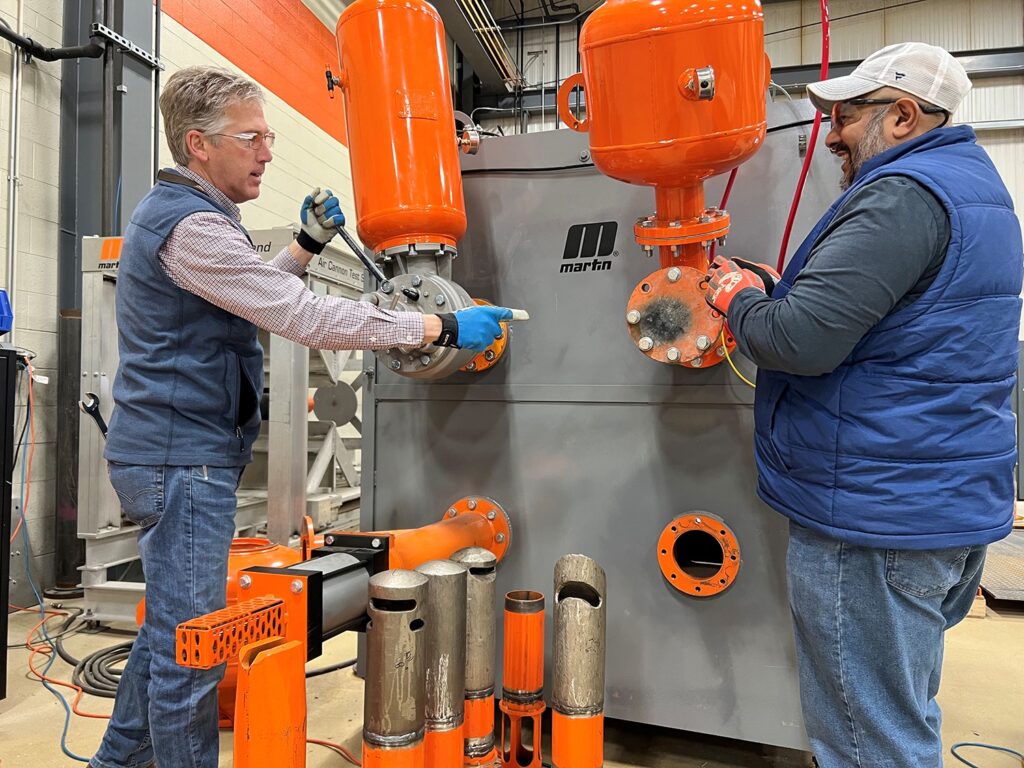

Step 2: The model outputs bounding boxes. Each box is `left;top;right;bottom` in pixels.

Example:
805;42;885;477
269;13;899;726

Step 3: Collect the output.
453;305;513;352
299;187;345;248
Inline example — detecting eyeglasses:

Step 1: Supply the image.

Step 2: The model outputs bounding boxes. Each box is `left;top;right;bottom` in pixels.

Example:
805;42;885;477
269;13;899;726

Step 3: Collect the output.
831;98;949;129
209;131;276;150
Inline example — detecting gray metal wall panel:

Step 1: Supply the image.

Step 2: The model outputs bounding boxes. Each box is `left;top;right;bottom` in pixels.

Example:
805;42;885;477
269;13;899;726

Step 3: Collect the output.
367;102;833;749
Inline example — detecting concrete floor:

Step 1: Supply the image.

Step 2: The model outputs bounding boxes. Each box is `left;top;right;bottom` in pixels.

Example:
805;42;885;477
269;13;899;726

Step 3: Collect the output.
2;599;1022;767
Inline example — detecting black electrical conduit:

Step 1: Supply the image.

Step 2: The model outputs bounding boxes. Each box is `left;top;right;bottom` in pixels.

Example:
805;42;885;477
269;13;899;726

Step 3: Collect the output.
0;0;106;61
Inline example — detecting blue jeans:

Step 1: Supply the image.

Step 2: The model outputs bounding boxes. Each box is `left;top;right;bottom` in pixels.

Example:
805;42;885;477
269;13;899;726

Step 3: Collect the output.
787;521;986;768
91;464;241;768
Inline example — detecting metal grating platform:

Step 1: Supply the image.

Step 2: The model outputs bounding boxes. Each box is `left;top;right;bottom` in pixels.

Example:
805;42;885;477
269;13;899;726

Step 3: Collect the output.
981;531;1024;602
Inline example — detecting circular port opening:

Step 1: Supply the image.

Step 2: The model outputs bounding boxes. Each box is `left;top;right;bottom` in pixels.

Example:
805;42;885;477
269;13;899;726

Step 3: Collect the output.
672;530;724;581
657;513;741;598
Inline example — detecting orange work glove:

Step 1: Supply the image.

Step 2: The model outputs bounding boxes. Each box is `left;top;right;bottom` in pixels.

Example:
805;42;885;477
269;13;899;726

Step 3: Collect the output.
705;256;767;316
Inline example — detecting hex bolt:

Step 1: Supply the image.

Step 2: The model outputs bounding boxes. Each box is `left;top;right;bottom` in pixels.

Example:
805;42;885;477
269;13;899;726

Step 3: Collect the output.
325;535;335;545
290;579;304;594
389;359;402;372
638;337;655;352
696;335;711;351
487;510;497;520
484;350;496;362
667;267;681;283
695;517;703;525
717;346;727;357
420;355;432;366
381;281;394;295
435;295;446;307
466;362;477;371
666;347;681;362
691;357;704;367
239;575;252;589
670;220;682;227
468;499;478;510
495;533;506;543
579;150;590;162
371;538;382;548
448;508;458;518
411;275;423;287
626;309;641;325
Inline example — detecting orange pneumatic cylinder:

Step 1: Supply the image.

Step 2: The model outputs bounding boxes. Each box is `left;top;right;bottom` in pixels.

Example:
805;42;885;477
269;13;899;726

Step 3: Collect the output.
499;591;546;768
335;0;467;255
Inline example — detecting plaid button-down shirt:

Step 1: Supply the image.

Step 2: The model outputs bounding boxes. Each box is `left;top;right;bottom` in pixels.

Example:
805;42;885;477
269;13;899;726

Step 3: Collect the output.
159;165;424;350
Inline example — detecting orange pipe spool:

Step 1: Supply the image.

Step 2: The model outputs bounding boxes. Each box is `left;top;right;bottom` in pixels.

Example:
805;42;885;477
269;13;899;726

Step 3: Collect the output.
363;743;426;768
335;0;467;255
424;727;462;768
463;694;498;766
385;496;511;570
551;712;604;768
499;591;546;768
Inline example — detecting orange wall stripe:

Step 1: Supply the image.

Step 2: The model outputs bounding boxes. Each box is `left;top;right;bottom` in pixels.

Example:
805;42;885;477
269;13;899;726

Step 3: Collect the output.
162;0;348;146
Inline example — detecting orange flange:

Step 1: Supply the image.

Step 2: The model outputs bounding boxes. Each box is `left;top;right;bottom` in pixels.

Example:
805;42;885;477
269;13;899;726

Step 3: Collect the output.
384;496;512;570
633;208;730;251
461;299;511;373
626;267;735;368
657;512;741;597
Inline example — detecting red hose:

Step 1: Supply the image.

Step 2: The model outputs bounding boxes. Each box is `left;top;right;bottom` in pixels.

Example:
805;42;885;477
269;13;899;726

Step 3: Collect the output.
775;0;830;274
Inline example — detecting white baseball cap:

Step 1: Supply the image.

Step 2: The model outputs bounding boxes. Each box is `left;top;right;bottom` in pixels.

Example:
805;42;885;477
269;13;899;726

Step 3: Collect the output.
806;42;972;115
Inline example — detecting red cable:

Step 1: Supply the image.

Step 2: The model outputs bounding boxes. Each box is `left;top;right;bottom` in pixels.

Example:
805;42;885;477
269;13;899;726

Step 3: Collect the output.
776;0;830;273
308;737;362;766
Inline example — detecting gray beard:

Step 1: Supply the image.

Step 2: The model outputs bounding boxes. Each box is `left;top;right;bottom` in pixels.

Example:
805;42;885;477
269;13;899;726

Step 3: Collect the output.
839;109;893;191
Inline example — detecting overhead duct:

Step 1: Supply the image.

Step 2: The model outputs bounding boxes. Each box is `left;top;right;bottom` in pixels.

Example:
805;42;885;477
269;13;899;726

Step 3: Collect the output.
428;0;523;93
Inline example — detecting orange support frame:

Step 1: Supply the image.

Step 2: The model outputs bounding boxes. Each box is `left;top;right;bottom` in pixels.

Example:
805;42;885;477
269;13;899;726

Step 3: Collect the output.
233;638;307;768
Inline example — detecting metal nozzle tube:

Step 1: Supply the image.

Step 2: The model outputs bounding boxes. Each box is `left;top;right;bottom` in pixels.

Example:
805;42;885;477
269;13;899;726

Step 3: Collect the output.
363;570;428;750
551;555;607;768
415;560;468;730
451;547;497;695
552;554;606;715
451;547;498;762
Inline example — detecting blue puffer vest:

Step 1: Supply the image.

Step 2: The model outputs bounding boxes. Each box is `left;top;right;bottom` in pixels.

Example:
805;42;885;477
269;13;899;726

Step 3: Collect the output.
755;126;1023;549
105;174;264;467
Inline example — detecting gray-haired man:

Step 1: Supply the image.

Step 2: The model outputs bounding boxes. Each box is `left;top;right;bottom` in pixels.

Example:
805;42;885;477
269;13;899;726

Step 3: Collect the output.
90;66;511;768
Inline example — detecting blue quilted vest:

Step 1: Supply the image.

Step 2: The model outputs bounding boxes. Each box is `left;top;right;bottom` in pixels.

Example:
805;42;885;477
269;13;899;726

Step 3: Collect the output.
754;126;1023;549
105;174;264;467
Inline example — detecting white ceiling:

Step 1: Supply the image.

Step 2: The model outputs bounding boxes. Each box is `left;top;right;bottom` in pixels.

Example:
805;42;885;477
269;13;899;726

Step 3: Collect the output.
300;0;349;30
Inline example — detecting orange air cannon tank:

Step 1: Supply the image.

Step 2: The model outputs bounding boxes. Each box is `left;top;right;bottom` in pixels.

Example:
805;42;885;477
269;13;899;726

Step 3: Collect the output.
335;0;467;256
558;0;770;369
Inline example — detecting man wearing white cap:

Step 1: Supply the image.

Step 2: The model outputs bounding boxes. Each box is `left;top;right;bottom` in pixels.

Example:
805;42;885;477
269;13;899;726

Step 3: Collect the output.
704;43;1023;766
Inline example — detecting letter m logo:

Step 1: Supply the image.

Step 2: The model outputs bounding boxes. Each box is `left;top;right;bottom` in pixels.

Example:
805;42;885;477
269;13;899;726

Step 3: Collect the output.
562;221;618;260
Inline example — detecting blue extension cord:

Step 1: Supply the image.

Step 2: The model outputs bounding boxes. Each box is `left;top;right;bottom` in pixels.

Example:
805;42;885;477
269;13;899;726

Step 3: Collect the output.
14;376;91;763
951;742;1024;767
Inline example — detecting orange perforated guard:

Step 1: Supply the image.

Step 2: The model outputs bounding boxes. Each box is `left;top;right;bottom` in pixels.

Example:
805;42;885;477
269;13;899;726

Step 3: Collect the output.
176;597;284;670
657;512;741;597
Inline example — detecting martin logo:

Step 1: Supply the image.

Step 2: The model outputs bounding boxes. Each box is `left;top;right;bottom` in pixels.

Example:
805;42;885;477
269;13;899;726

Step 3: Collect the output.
560;221;617;274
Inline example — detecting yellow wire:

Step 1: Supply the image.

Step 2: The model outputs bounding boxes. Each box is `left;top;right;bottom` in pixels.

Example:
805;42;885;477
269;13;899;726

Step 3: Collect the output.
721;331;756;388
